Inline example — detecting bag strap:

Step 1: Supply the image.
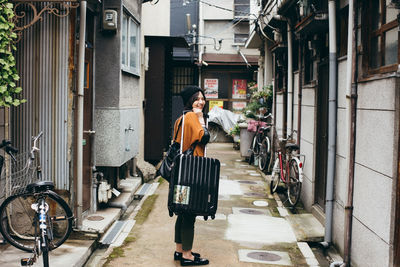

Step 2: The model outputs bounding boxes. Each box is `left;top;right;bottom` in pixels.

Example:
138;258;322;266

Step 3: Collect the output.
173;118;182;141
180;112;186;154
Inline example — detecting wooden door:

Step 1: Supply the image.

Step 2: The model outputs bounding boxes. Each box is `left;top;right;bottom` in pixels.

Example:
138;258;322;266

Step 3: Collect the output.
82;12;95;212
314;62;329;210
144;41;166;163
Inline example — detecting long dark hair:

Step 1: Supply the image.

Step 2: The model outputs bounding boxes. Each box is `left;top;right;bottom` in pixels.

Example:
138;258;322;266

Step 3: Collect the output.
183;91;208;120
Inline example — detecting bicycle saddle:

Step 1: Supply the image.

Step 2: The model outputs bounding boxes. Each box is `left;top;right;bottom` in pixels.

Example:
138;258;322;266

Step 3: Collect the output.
285;143;299;151
26;181;54;193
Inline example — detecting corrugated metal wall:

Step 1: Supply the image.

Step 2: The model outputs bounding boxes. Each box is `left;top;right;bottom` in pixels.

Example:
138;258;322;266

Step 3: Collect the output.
12;3;71;191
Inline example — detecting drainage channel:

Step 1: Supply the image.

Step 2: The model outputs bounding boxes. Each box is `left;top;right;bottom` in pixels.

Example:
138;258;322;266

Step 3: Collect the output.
83;198;140;267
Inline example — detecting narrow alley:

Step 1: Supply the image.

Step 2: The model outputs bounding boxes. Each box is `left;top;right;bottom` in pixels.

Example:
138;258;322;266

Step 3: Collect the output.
98;143;329;267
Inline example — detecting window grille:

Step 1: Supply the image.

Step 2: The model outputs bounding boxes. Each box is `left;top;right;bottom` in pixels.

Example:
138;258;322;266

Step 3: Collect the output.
172;67;195;95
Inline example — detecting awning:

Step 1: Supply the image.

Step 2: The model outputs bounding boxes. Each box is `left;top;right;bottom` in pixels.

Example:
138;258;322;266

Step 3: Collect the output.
144;36;189;48
202;53;259;66
245;30;262;49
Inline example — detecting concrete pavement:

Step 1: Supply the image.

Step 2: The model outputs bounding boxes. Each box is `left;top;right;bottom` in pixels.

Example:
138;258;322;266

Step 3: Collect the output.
103;143;330;267
0;143;334;266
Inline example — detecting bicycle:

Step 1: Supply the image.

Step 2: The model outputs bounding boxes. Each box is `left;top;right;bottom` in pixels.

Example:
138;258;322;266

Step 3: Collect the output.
0;132;74;267
270;131;304;206
249;113;273;172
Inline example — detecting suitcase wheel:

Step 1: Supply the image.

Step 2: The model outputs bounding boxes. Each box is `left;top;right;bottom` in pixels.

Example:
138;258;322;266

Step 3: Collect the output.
203;216;208;221
169;210;174;217
211;215;215;220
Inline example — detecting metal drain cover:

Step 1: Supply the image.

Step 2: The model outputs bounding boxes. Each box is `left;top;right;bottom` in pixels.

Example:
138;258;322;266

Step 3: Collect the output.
239;209;264;215
253;200;269;207
244;192;266;198
238;180;257;184
87;215;104;221
247;251;282;262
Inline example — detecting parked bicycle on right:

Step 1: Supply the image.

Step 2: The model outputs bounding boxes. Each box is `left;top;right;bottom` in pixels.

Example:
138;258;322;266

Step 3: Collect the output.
249;113;274;173
270;131;305;207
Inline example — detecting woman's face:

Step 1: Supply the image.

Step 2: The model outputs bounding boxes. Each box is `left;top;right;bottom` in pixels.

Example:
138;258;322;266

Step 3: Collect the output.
192;92;205;110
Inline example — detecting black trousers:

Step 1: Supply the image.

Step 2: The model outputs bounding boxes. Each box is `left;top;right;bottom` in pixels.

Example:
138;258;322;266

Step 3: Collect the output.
174;214;196;251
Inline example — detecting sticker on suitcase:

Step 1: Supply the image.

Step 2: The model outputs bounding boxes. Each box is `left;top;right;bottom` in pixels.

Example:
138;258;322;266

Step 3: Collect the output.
173;185;190;205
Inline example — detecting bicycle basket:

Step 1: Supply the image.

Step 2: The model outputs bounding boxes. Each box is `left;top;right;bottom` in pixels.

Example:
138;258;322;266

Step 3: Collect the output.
0;152;38;199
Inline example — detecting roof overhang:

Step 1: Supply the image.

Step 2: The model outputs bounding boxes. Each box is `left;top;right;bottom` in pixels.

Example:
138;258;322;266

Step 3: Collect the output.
245;30;262;49
202;53;259;66
144;36;189;48
295;12;329;35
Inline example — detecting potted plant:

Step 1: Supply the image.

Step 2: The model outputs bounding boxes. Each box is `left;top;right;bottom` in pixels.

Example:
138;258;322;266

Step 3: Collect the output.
229;124;240;149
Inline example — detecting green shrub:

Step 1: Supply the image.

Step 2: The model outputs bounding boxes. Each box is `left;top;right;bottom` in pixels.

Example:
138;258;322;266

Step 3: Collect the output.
0;0;25;106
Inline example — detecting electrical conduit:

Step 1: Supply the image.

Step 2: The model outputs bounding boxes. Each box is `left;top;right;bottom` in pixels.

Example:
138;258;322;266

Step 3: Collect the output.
76;0;87;229
322;0;338;248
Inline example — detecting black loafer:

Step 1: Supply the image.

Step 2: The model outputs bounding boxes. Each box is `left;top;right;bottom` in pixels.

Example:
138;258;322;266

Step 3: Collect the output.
181;256;209;266
174;251;201;261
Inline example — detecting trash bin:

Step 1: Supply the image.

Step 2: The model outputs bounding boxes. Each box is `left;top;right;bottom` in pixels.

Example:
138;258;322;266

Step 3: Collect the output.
239;122;254;158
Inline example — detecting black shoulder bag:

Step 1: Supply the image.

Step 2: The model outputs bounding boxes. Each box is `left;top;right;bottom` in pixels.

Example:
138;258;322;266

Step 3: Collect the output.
159;115;196;182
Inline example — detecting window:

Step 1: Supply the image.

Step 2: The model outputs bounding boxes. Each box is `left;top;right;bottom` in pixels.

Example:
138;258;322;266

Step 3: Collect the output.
234;33;248;44
172;67;195;95
121;11;140;75
362;0;399;75
338;6;348;57
234;0;250;18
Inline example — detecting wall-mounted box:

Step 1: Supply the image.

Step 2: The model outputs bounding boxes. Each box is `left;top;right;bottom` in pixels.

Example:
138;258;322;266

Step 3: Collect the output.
103;9;118;31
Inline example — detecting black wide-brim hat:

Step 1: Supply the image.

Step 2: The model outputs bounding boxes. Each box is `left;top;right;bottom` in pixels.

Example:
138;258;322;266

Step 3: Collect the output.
180;85;205;106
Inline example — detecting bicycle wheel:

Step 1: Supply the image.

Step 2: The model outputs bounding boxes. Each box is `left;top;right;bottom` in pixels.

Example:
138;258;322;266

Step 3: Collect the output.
287;159;302;206
258;137;271;171
0;190;73;252
270;157;280;194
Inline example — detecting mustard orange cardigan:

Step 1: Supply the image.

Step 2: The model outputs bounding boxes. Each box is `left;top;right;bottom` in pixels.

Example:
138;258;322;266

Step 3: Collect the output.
173;112;206;157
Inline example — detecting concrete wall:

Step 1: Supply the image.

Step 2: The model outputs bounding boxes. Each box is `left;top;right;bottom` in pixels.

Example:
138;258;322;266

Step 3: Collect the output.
94;0;142;166
330;56;399;266
202;0;232;20
299;83;316;210
142;0;170;36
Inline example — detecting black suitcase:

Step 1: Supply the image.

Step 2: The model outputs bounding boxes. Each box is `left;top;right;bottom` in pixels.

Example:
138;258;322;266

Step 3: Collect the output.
168;154;220;220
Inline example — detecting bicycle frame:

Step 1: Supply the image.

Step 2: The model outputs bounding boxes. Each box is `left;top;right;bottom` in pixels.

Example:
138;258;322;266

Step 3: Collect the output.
276;148;304;184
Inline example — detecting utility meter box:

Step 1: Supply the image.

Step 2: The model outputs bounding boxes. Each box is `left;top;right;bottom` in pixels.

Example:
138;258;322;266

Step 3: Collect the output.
103;9;118;31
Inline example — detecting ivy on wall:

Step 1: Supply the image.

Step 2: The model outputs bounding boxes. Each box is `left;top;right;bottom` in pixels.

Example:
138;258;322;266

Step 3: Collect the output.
0;0;25;107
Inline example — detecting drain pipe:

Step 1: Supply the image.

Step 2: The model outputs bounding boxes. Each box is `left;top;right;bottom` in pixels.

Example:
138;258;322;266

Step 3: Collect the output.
321;0;338;248
76;0;87;229
273;15;292;138
287;22;293;134
343;0;358;266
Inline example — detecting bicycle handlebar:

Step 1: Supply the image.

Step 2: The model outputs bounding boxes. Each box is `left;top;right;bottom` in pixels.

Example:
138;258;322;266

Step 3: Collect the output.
256;113;273;121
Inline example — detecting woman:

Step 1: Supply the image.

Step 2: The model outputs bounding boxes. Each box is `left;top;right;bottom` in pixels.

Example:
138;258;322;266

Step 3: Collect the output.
173;85;210;266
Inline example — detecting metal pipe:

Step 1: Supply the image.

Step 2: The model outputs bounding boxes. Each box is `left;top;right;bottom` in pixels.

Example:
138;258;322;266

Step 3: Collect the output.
287;22;293;134
76;0;87;229
296;39;302;148
324;0;338;245
343;0;358;265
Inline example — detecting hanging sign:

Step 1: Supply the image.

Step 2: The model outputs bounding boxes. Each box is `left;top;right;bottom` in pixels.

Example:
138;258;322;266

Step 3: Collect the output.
232;79;247;99
204;78;218;99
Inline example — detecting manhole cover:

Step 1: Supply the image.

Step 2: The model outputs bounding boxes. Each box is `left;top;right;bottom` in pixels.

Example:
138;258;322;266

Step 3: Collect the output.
87;215;104;221
245;192;266;198
238;180;257;184
240;209;264;215
250;173;261;176
253;200;269;207
247;252;282;262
